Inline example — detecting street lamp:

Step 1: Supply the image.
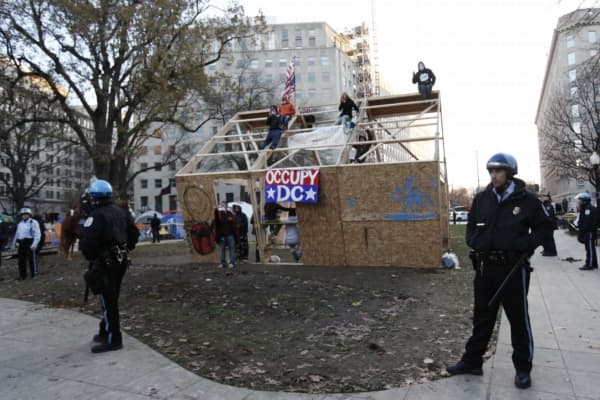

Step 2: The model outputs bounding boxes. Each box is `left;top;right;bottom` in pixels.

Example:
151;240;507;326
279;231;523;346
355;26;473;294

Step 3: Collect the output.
590;151;600;205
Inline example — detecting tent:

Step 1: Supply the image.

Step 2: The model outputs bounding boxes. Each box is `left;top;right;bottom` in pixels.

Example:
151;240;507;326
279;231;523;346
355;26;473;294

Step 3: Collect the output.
135;210;163;225
160;213;185;239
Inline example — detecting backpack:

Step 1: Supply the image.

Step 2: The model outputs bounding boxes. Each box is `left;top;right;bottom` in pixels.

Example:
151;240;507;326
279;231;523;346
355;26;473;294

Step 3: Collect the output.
191;222;216;255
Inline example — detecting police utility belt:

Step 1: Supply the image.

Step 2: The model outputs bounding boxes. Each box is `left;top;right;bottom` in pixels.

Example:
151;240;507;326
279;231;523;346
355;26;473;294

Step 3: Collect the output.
470;250;521;267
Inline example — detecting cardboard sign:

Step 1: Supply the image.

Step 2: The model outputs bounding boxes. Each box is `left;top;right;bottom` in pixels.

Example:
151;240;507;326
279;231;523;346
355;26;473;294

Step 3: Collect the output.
265;169;319;203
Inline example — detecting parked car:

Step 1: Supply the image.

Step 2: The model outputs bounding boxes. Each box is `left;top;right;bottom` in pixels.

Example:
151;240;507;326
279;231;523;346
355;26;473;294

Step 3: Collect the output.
449;207;469;222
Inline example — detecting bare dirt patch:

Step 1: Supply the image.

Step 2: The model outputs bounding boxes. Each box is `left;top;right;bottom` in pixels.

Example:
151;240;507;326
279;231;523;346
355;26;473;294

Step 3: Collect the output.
0;226;478;393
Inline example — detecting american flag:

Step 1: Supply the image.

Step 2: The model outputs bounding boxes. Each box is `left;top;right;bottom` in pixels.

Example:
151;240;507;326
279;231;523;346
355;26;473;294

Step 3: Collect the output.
282;58;295;98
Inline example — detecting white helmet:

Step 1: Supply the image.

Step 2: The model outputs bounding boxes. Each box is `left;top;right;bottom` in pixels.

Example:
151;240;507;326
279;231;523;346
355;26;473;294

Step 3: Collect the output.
18;207;32;216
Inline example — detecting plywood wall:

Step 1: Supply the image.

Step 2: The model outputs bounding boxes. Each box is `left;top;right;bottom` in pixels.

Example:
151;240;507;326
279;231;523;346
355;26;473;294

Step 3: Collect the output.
177;161;448;268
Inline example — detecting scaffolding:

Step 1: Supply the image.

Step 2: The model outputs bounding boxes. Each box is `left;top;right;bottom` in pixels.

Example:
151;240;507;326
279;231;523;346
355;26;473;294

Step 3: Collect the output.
176;91;449;268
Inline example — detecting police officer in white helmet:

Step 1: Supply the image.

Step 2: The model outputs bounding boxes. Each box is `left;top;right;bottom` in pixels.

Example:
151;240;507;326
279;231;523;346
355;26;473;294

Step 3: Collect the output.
11;207;41;279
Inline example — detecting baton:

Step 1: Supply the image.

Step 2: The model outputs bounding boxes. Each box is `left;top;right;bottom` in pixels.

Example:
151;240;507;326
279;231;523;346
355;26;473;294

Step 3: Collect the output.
487;254;527;307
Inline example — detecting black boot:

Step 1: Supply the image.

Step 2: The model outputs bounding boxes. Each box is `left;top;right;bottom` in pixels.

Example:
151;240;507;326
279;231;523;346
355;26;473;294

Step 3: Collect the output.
446;360;483;376
93;333;107;343
91;341;123;353
514;371;531;389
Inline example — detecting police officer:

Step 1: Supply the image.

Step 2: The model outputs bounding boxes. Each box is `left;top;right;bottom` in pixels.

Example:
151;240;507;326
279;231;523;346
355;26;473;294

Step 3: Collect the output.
541;196;558;257
575;192;598;270
79;180;139;353
446;153;553;389
11;207;41;279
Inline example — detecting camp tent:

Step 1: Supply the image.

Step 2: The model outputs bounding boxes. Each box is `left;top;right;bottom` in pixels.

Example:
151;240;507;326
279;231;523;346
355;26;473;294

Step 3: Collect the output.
160;213;185;239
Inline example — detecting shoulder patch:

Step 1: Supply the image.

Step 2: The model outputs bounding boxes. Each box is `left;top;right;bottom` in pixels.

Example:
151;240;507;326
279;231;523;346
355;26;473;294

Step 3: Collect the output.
84;217;94;227
585;209;591;215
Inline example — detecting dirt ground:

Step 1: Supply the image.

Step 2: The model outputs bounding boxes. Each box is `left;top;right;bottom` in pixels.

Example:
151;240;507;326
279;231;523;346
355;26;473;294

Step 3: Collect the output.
0;225;488;393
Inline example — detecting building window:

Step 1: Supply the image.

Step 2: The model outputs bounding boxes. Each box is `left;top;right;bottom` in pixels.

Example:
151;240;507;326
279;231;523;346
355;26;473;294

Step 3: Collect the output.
154;162;162;171
573;122;581;134
591;49;598;57
567;52;576;65
153;145;161;155
308;88;317;97
235;59;245;69
295;30;302;48
569;69;576;82
279;58;287;67
308;71;316;82
141;179;148;189
566;34;575;48
589;31;597;43
308;56;315;66
321;56;329;66
265;59;273;68
212;126;218;134
321;71;330;82
308;30;316;48
281;29;289;48
265;73;273;83
250;59;259;69
155;179;162;188
141;196;148;208
140;162;148;170
295;72;301;83
570;86;578;98
571;104;579;118
267;31;275;49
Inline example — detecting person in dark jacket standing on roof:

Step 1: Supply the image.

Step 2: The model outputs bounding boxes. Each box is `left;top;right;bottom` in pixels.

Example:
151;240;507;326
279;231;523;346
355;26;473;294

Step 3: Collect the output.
80;179;139;353
446;153;553;390
412;61;436;99
575;192;598;270
11;208;41;279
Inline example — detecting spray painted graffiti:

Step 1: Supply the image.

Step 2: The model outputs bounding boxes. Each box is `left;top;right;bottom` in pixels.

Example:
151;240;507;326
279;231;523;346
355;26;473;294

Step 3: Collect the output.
387;176;437;221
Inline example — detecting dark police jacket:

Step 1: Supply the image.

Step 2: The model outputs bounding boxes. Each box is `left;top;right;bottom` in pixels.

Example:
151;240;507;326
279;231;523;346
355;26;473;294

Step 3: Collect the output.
466;178;553;255
80;202;139;261
577;202;598;239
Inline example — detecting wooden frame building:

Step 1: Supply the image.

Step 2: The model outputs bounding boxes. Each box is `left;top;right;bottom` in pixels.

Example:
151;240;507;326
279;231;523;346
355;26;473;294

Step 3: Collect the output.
176;92;449;268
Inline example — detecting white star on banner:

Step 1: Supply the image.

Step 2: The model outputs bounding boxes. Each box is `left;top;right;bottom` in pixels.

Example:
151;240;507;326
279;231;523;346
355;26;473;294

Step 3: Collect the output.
266;187;276;199
304;187;317;201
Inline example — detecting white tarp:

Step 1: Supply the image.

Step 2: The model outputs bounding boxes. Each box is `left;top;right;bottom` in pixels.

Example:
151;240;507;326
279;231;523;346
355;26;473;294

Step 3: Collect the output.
287;125;348;165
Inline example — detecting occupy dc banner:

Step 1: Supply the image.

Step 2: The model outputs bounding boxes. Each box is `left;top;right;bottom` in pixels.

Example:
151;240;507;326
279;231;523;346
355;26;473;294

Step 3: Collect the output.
265;169;319;204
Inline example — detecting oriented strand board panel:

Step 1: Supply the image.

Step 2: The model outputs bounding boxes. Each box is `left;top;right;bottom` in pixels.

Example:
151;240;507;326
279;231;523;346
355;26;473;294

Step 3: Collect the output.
296;167;346;266
176;172;254;264
338;162;443;268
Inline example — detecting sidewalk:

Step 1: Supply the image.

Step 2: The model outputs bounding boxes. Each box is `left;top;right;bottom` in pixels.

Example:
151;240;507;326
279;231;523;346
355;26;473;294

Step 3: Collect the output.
0;231;599;399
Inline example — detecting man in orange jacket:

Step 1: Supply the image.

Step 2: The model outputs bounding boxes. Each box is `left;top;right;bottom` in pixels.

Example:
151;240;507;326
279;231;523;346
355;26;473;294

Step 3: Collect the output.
278;95;296;130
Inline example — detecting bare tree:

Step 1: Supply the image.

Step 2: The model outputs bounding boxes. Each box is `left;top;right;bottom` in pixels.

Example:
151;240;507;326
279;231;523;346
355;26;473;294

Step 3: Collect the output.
0;0;265;198
539;56;600;190
0;65;74;210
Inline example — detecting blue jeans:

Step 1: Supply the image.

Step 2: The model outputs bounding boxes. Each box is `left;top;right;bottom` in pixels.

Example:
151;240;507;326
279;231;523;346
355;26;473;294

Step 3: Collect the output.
335;115;350;128
262;128;282;149
281;115;292;129
418;83;433;99
219;235;236;266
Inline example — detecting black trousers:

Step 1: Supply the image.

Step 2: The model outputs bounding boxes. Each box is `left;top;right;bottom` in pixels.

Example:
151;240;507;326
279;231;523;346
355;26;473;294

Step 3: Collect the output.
17;238;38;279
97;262;127;345
542;231;557;254
237;234;249;260
583;232;598;268
462;263;534;373
151;227;160;243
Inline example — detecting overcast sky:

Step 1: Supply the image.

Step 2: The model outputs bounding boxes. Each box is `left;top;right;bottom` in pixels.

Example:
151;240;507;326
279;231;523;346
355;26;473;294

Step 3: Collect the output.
221;0;598;188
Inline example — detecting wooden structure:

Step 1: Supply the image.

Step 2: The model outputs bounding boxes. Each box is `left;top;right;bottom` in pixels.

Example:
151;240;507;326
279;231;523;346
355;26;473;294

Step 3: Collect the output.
176;91;449;268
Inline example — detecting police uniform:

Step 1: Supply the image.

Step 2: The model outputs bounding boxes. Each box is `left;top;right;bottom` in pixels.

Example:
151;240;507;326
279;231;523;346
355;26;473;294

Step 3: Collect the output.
447;153;553;390
577;197;598;270
461;177;551;374
12;209;41;279
541;200;558;256
79;184;138;353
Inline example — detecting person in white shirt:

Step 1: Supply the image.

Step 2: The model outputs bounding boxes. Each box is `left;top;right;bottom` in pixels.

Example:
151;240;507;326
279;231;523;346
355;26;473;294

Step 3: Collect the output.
11;207;41;279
